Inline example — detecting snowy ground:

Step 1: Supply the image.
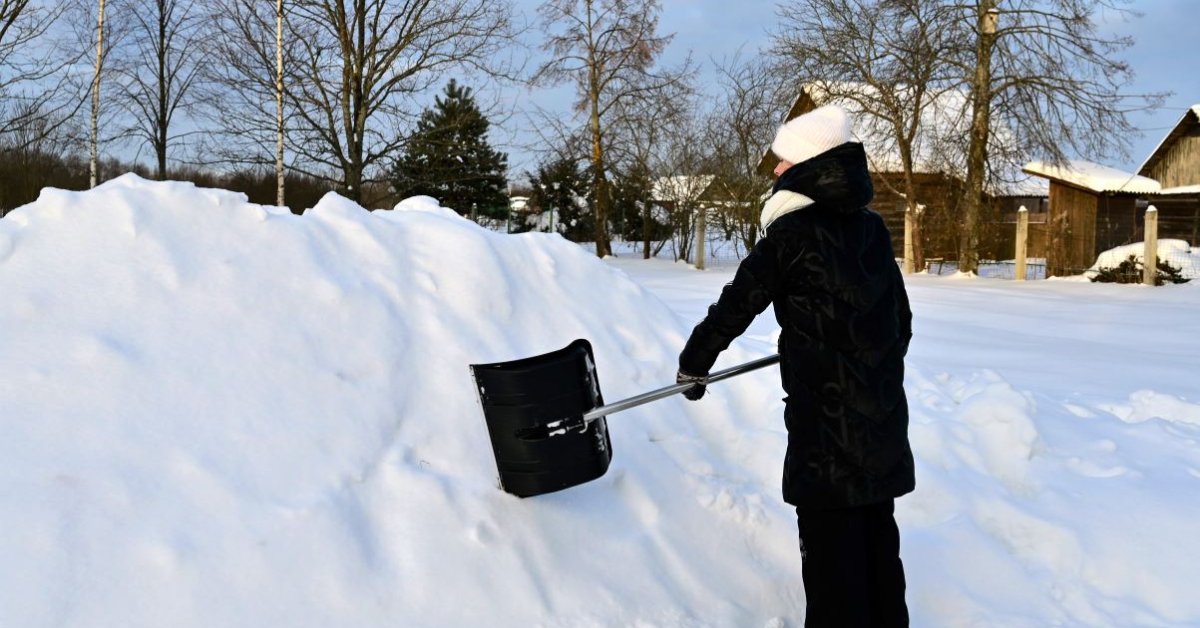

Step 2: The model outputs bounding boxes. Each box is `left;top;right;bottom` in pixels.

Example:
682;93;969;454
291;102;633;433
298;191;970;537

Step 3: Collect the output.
2;176;1198;627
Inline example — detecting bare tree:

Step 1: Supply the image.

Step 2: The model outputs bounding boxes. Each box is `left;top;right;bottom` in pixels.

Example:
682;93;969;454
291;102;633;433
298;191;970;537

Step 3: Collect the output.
702;51;790;254
952;0;1166;273
535;0;691;257
0;0;84;146
112;0;207;180
604;62;694;258
204;0;517;207
201;0;289;178
284;0;517;205
773;0;960;272
89;0;105;187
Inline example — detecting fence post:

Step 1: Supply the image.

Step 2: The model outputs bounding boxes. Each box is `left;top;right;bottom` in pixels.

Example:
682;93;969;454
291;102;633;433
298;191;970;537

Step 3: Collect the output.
694;207;706;270
1143;205;1159;286
903;207;914;273
1015;206;1028;280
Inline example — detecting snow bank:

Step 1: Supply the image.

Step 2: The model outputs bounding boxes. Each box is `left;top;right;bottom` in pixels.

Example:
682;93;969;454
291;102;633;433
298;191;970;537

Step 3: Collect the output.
0;175;799;627
4;175;1199;626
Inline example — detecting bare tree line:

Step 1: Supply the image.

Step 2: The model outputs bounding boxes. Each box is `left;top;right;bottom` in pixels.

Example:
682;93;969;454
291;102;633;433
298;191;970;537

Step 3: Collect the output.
0;0;1164;271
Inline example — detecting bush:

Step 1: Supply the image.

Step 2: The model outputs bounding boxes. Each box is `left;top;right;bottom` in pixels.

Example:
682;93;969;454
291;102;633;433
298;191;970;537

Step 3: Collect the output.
1090;254;1190;286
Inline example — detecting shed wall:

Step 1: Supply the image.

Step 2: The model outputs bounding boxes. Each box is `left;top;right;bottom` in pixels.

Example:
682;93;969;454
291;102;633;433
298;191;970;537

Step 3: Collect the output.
1144;126;1200;188
1047;183;1098;276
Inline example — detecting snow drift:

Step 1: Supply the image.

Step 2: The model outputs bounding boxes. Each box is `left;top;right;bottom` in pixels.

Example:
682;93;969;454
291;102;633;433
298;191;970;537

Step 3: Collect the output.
3;175;1199;627
0;175;800;627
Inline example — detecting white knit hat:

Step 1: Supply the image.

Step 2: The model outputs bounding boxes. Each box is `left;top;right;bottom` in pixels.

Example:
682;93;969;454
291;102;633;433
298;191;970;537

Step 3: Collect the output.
770;104;853;165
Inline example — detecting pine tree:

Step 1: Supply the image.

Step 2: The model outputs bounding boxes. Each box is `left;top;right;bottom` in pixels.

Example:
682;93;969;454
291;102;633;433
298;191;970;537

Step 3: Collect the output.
526;156;593;241
392;80;508;217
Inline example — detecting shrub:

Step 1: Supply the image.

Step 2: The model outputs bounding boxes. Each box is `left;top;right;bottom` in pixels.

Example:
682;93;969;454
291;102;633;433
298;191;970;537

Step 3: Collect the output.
1090;254;1190;285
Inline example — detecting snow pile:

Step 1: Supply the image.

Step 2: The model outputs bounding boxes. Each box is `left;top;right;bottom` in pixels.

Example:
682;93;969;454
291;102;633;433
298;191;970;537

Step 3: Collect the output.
3;175;1199;626
0;175;799;627
1089;238;1199;279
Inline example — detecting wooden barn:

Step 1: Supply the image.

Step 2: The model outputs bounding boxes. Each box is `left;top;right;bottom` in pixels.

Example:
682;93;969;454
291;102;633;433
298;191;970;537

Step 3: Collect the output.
1023;105;1200;277
760;85;1047;262
1137;105;1200;245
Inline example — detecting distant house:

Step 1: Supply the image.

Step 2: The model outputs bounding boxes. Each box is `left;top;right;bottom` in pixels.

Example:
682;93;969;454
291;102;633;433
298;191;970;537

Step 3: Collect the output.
1023;105;1200;276
761;84;1047;261
650;175;718;211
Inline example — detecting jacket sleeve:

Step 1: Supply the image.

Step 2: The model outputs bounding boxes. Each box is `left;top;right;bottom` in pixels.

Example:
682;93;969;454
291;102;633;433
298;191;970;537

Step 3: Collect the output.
678;236;780;375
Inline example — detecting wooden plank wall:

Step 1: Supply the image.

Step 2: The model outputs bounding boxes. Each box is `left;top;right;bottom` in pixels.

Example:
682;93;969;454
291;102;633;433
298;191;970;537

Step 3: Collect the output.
1144;125;1200;188
869;171;965;259
1046;182;1098;276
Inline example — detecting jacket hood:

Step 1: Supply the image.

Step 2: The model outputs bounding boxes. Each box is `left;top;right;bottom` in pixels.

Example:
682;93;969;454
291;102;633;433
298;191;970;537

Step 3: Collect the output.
772;142;873;214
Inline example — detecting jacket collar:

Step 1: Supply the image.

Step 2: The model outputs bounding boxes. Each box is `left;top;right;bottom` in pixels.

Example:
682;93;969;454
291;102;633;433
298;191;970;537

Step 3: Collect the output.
760;189;814;230
772;142;874;214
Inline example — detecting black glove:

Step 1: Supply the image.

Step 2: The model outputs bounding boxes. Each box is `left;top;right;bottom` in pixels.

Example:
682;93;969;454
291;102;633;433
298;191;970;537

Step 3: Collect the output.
676;370;707;401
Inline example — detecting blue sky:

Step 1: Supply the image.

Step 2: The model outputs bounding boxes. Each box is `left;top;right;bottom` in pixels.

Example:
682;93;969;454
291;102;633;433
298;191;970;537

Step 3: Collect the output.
504;0;1198;176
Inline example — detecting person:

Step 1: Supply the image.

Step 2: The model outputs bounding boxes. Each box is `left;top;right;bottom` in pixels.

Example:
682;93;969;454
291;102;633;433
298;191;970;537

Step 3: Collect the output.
676;104;914;627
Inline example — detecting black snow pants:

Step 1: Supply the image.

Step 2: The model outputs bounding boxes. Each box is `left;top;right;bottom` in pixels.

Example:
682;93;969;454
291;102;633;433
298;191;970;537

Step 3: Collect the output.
795;499;908;628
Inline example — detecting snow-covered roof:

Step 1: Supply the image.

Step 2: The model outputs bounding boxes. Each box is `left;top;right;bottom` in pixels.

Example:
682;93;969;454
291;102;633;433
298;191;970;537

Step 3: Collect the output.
651;175;715;203
799;82;972;176
1022;160;1162;195
780;82;1037;196
1155;184;1200;195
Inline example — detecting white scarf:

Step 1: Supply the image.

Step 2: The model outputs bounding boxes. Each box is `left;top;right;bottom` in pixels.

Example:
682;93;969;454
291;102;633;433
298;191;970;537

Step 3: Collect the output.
760;189;815;231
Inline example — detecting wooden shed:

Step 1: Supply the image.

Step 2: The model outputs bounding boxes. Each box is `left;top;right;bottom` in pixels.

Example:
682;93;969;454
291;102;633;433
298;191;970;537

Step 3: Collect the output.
1023;161;1166;277
1022;105;1200;276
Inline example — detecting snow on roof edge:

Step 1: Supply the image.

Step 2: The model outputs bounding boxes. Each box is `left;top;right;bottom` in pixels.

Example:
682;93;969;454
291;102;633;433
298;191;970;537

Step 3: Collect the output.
1023;160;1162;195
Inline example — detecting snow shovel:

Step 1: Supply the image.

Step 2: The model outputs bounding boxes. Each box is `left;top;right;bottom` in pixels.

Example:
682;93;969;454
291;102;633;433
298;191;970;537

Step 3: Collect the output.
470;339;779;498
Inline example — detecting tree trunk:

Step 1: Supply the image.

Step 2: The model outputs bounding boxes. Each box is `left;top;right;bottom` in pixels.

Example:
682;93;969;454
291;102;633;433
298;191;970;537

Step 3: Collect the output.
584;1;611;258
588;73;611;256
642;200;651;259
961;1;997;274
156;1;168;180
276;0;285;207
90;0;106;189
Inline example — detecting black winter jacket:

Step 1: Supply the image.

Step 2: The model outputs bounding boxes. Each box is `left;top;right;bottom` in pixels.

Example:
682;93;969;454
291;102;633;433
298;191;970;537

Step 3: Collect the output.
679;142;915;510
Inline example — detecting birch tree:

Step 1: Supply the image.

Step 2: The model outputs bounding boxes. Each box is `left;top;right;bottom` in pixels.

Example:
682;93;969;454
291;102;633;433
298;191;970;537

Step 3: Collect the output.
89;0;105;187
202;0;288;182
274;0;283;206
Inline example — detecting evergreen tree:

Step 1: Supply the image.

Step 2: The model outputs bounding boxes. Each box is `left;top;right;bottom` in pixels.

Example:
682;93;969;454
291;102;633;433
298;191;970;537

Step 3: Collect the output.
526;155;591;241
392;80;508;217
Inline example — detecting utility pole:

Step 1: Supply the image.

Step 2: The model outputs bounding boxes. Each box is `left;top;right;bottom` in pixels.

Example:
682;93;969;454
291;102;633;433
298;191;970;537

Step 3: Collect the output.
961;3;998;274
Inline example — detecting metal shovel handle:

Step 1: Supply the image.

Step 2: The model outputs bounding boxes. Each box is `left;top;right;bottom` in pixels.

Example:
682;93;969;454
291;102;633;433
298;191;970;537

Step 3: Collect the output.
515;353;780;441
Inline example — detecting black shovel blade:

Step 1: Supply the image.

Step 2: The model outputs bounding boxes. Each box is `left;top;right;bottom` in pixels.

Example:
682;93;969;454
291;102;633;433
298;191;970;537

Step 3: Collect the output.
470;339;612;497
